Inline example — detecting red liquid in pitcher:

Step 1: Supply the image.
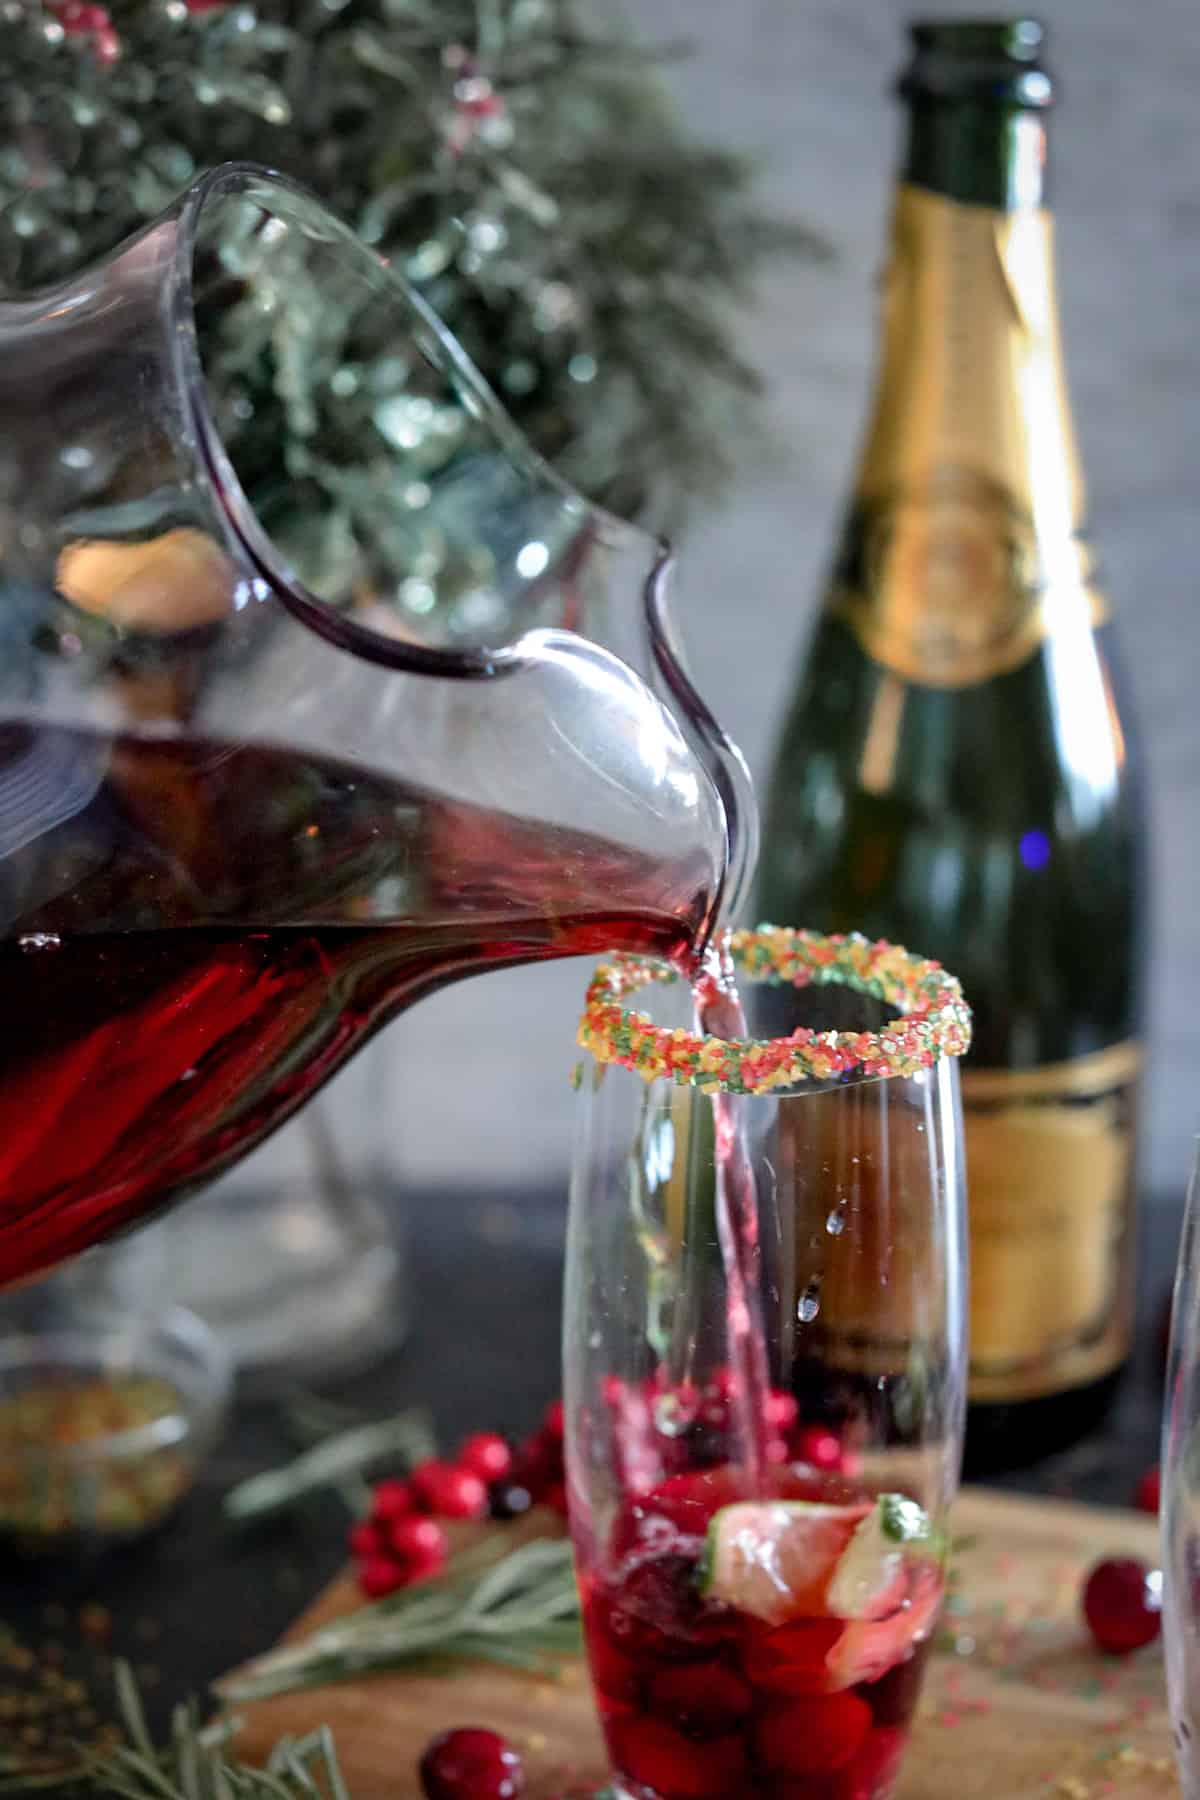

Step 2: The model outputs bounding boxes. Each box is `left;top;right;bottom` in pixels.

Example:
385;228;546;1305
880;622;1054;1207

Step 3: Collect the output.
0;724;710;1287
582;1459;941;1800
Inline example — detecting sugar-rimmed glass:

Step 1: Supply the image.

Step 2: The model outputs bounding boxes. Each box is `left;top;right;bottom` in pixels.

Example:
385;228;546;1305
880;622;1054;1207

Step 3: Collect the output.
564;927;970;1800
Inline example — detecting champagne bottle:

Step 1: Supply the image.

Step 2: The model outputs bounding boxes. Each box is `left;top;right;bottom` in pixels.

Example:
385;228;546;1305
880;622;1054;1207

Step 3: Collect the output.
756;19;1145;1473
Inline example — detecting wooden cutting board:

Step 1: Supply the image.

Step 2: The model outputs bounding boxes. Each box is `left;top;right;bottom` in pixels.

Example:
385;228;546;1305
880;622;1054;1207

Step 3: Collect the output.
228;1489;1176;1800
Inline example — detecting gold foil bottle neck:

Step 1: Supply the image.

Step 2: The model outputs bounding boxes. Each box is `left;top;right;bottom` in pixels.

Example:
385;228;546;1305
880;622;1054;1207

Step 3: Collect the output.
833;185;1108;690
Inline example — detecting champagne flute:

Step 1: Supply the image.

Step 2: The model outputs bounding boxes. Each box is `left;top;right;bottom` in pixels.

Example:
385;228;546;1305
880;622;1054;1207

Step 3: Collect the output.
564;926;970;1800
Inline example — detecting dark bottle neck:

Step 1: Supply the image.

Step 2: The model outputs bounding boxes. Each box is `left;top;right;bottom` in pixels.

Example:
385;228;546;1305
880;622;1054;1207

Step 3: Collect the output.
902;103;1048;210
899;17;1054;210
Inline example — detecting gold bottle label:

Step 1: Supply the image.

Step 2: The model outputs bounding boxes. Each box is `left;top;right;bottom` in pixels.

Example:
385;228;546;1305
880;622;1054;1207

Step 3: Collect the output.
963;1042;1141;1403
778;1043;1140;1400
833;185;1108;688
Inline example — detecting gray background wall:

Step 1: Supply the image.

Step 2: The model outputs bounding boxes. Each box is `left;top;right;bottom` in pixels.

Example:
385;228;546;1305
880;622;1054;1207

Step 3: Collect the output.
247;0;1200;1213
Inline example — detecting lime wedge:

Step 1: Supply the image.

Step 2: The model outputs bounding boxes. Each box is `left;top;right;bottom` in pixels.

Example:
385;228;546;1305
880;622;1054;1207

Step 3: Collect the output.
700;1498;872;1626
700;1493;934;1628
826;1494;935;1621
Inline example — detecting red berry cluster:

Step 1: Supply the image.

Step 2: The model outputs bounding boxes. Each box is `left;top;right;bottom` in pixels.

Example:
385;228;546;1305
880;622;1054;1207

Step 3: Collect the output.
350;1414;568;1599
351;1438;496;1599
46;0;119;63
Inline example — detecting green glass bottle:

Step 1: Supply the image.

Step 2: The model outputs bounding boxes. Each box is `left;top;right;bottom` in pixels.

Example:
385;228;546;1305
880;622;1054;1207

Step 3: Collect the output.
756;19;1145;1473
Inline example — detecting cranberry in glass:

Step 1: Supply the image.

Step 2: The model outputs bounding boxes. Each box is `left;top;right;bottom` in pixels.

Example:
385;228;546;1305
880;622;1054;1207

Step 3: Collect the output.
419;1728;525;1800
646;1661;754;1736
755;1691;872;1776
606;1714;746;1799
793;1426;847;1472
1082;1557;1162;1654
765;1389;799;1432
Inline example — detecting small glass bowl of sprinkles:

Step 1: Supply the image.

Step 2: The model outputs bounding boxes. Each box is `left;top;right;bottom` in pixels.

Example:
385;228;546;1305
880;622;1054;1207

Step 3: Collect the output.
0;1305;232;1553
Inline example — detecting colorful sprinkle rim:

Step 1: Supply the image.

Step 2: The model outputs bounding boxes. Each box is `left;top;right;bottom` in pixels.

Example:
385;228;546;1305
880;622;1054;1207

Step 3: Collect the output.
576;925;972;1095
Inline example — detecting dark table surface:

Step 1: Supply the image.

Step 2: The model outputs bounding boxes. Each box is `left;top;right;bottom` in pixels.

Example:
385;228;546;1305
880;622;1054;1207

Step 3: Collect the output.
0;1184;1184;1768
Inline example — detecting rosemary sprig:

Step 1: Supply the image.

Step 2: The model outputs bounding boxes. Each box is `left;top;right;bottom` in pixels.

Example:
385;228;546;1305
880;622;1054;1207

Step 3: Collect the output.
218;1537;582;1705
224;1408;436;1526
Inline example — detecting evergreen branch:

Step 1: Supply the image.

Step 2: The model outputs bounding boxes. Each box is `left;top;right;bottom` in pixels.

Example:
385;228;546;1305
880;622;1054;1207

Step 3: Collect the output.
0;0;828;524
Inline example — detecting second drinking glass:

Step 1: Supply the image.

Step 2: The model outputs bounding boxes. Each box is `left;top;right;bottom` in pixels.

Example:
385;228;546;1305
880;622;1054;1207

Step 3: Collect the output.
564;927;970;1800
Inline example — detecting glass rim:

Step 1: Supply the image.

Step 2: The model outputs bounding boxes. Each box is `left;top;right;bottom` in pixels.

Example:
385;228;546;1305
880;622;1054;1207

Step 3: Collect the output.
167;161;663;681
576;924;972;1095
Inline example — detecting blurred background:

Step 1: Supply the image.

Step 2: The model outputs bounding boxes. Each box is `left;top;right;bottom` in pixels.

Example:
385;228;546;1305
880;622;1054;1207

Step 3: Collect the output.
1;0;1196;1355
363;0;1200;1211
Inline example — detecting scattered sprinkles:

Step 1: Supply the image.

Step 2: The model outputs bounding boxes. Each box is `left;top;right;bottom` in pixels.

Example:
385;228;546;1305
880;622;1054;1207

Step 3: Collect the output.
576;924;971;1095
0;1615;135;1784
924;1500;1171;1800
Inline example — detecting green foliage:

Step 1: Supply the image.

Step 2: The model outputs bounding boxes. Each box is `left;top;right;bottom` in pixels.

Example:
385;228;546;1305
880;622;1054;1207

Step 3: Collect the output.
0;0;825;521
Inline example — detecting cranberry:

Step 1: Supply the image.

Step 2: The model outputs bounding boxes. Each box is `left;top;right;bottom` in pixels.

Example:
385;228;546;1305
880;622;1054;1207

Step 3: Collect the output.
740;1617;844;1695
765;1389;799;1432
489;1479;534;1521
584;1610;640;1704
793;1425;847;1472
544;1480;568;1517
543;1399;565;1441
704;1369;738;1405
459;1432;513;1483
390;1513;449;1577
646;1661;753;1737
411;1458;489;1519
616;1467;745;1552
419;1728;525;1800
359;1555;408;1600
370;1478;416;1522
1082;1557;1162;1654
829;1725;907;1800
597;1551;731;1665
601;1375;628;1409
1134;1464;1161;1516
348;1520;383;1559
607;1715;746;1799
755;1692;872;1775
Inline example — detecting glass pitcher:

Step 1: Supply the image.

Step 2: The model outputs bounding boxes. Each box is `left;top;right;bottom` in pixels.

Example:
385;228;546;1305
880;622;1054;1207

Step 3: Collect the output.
0;162;754;1291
